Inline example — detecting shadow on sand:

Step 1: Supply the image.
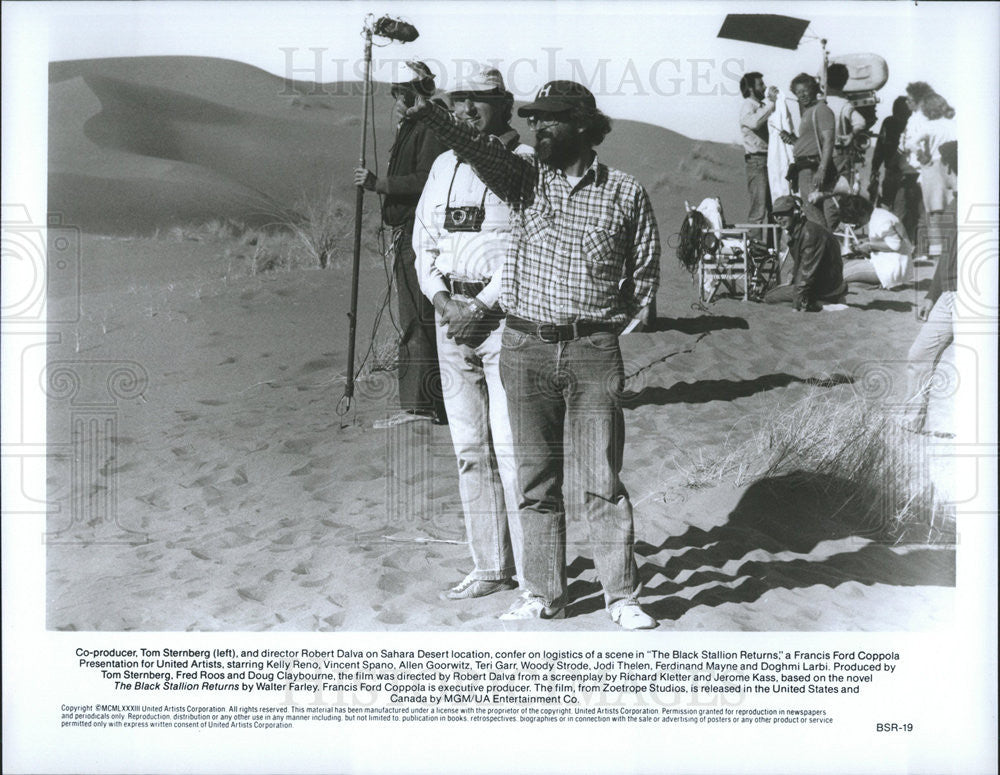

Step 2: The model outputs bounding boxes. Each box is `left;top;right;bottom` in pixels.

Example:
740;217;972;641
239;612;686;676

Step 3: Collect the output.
646;315;750;335
622;373;854;408
848;299;915;313
565;470;955;622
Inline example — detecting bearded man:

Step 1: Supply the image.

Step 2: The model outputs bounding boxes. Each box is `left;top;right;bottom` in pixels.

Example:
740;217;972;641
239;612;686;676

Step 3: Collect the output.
408;80;661;629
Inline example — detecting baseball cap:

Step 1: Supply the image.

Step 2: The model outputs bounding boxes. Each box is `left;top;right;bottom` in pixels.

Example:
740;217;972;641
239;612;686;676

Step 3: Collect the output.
517;80;596;117
772;195;800;215
392;60;436;97
450;65;508;99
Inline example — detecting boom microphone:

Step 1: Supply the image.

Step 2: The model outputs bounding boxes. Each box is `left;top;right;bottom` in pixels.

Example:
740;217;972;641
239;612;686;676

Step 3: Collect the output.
373;16;419;42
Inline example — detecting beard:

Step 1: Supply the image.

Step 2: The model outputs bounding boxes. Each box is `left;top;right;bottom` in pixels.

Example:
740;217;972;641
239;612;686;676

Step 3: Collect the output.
535;127;574;166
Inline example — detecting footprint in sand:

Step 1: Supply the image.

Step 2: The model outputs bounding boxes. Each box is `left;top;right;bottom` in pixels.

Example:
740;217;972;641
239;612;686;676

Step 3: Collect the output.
281;439;314;455
321;612;346;629
299;358;335;374
299;574;333;589
374;608;407;625
236;587;264;603
376;573;408;596
306;454;336;470
136;490;171;511
99;460;137;476
339;462;384;481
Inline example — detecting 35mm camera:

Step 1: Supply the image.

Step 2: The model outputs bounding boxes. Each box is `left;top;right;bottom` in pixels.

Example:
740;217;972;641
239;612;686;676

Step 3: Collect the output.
444;206;485;232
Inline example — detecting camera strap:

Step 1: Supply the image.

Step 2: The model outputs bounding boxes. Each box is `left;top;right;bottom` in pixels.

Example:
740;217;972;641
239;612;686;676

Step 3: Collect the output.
446;160;489;212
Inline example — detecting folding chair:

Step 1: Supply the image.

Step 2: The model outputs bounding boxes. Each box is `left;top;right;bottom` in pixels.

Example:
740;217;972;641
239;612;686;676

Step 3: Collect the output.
698;224;781;303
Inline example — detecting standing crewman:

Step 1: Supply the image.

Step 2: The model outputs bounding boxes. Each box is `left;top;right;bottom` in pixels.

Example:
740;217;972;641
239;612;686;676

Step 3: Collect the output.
739;71;778;233
413;65;533;600
781;74;838;230
407;80;661;629
355;61;448;427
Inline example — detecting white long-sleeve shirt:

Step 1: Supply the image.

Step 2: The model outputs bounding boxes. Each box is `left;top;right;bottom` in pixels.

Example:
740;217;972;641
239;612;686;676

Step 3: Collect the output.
413;131;533;308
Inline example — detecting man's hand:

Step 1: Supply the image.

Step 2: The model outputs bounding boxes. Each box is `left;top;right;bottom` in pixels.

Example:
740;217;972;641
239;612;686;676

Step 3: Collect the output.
624;302;656;333
433;292;465;325
853;240;871;254
917;297;934;321
766;86;779;103
405;94;432;121
807;189;826;204
446;299;495;348
354;168;377;191
779;130;796;145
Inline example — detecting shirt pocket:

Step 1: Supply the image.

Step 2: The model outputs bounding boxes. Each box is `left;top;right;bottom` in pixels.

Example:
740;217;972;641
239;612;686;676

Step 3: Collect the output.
583;209;627;281
521;210;555;251
521;208;553;243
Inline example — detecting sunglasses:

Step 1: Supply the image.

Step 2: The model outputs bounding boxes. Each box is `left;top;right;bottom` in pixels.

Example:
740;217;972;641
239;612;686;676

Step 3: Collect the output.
526;113;570;129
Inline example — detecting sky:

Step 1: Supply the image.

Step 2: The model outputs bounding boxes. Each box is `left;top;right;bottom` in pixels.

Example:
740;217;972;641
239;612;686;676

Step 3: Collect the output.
9;0;992;144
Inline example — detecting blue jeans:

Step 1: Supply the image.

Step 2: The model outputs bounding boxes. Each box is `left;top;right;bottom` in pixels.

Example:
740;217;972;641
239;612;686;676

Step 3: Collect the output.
499;327;640;609
436;311;522;582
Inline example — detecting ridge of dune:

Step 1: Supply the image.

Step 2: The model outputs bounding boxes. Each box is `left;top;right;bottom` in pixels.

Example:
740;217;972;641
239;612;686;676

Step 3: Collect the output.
49;55;746;237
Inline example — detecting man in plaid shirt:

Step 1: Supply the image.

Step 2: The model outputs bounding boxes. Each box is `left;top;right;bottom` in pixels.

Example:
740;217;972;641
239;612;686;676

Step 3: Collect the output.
408;80;661;629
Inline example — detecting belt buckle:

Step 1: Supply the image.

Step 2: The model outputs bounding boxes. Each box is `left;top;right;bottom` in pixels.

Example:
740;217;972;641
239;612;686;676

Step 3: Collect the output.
536;323;560;343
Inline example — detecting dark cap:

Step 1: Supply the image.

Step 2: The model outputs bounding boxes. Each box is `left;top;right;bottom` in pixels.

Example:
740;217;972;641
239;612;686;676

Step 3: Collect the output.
392;60;436;97
517;80;596;117
772;195;800;215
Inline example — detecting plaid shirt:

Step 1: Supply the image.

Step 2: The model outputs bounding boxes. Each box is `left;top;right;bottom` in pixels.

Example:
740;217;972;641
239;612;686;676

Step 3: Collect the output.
422;105;660;327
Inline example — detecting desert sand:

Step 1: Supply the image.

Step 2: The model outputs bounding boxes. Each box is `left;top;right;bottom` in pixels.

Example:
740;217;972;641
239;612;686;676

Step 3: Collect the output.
44;57;955;632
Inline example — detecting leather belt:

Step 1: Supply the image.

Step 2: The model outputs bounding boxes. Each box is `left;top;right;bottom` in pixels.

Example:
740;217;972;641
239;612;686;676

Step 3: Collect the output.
744;151;768;159
505;314;618;343
446;278;487;297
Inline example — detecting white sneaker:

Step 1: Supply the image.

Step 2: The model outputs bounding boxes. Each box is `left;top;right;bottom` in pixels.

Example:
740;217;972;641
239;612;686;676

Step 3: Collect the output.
373;411;434;429
445;572;516;600
499;591;565;621
609;601;657;630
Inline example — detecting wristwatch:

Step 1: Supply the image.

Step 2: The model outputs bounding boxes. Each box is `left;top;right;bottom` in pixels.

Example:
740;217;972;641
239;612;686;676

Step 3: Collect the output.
466;298;490;317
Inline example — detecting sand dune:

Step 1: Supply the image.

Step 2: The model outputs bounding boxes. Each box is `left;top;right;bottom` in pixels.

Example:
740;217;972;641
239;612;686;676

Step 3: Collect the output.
48;56;745;235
